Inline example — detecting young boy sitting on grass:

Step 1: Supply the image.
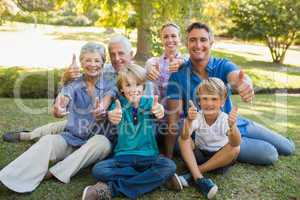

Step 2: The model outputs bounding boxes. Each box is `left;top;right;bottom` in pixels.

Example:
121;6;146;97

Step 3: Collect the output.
82;64;182;200
179;77;241;199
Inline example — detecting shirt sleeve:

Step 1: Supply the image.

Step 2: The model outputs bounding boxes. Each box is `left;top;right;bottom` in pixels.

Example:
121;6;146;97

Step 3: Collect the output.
222;60;239;84
60;83;75;101
167;73;182;100
191;113;201;133
220;112;230;136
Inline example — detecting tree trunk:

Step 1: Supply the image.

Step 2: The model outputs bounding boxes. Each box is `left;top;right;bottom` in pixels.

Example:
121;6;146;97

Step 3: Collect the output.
134;0;152;62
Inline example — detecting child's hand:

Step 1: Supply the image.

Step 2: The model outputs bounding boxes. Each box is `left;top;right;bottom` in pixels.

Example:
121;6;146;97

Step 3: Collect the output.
108;99;122;125
228;106;238;129
187;100;198;121
53;95;70;118
93;97;106;121
146;58;160;81
151;95;164;119
168;55;184;73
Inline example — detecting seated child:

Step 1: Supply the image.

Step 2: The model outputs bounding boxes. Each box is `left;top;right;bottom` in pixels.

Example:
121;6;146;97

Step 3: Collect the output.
82;64;182;200
179;77;241;199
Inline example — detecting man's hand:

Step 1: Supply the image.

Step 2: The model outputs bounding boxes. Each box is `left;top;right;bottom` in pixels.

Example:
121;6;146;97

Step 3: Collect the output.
236;70;254;103
108;100;122;125
61;54;81;85
151;95;164;119
146;58;160;81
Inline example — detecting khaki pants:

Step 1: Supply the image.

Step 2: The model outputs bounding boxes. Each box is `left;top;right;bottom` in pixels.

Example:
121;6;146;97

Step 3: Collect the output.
21;120;67;141
0;134;111;193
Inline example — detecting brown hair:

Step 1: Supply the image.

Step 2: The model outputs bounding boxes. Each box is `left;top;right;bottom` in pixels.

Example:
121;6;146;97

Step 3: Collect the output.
196;77;227;100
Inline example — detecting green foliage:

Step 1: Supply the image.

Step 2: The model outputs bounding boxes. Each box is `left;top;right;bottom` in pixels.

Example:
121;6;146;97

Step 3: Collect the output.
229;0;300;64
0;68;61;98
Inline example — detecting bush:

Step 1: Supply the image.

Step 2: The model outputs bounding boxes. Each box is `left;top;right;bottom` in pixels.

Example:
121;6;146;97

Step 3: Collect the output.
0;68;62;98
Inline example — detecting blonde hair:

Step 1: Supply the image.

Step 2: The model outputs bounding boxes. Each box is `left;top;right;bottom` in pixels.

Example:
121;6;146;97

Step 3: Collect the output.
160;22;181;35
197;77;227;100
116;64;147;91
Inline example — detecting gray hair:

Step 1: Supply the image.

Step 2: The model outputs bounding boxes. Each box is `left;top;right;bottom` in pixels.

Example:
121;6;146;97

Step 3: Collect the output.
80;42;106;63
108;34;132;54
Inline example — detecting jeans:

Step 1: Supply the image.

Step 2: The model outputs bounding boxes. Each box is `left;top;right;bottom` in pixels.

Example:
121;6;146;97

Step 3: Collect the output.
92;154;176;200
238;120;295;165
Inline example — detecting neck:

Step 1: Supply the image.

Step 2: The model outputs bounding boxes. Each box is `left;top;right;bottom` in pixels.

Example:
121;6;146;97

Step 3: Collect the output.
85;75;98;85
164;49;177;58
204;112;219;126
191;58;210;78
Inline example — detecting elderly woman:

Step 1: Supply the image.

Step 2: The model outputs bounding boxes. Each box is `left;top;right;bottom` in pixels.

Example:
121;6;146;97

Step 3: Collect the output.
0;42;116;193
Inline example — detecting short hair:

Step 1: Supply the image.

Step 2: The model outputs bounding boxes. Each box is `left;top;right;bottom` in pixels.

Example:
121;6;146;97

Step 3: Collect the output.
79;42;106;63
108;34;132;54
197;77;227;100
186;22;214;41
160;22;181;35
116;64;146;91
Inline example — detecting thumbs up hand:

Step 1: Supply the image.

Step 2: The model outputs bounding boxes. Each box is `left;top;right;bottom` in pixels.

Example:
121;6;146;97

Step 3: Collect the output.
228;106;238;129
61;54;81;85
235;70;254;103
146;57;160;81
151;95;164;119
168;55;183;73
92;97;107;121
187;100;198;121
108;99;122;125
53;94;70;118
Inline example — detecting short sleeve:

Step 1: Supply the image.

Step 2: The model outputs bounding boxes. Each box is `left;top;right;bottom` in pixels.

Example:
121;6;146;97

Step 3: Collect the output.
191;113;201;133
60;83;75;101
219;112;230;136
167;73;182;100
222;60;239;84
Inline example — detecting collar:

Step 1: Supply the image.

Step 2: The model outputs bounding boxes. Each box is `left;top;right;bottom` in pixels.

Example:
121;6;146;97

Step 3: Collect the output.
187;57;214;74
162;51;181;60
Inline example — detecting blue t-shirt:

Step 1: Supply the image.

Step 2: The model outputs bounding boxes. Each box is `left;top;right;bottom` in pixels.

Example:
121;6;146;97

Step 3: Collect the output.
112;95;159;157
60;75;117;146
167;57;249;134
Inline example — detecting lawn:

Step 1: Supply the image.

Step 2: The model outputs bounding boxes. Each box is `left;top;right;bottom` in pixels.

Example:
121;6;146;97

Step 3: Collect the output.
0;94;299;200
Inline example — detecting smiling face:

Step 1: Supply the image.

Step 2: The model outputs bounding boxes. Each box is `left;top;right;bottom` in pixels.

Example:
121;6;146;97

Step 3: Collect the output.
198;88;225;119
161;25;181;53
81;52;103;77
121;73;144;105
109;42;133;72
187;28;213;63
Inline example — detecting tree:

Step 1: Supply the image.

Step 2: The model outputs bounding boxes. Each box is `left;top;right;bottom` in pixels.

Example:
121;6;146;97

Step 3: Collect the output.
230;0;300;64
0;0;21;25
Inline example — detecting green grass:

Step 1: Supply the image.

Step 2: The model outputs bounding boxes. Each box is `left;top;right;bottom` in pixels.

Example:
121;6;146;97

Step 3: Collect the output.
0;95;299;200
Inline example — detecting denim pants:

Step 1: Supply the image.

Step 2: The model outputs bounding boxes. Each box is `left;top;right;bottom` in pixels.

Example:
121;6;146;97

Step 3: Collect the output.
237;120;295;165
92;154;176;199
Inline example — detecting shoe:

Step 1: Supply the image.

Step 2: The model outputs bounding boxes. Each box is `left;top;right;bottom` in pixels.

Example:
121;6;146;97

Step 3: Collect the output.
195;178;218;199
178;173;191;187
82;181;111;200
165;173;183;192
2;130;30;143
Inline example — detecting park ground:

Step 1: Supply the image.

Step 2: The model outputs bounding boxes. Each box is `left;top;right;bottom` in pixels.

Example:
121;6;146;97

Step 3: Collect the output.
0;22;299;200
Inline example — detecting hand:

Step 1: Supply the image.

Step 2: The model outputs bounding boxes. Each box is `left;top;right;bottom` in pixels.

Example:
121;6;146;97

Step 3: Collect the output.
236;70;254;103
168;55;184;73
92;97;107;121
146;58;160;81
108;100;122;125
187;100;198;121
61;54;81;85
228;106;238;129
53;95;70;118
151;95;164;119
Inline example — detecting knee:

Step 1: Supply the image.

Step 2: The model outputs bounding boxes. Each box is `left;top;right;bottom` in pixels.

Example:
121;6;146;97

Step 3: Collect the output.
158;157;177;178
229;145;240;159
91;162;111;181
85;135;111;153
38;135;56;144
279;138;295;156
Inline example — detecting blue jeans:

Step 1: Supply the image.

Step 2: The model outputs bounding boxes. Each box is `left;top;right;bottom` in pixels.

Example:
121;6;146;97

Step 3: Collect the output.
238;120;295;165
92;154;176;199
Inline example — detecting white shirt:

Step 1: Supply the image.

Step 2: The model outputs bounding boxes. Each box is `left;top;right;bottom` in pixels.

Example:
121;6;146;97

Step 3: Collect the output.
191;111;230;152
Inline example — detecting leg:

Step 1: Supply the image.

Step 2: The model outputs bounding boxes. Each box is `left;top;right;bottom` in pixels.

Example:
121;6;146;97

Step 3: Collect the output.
244;120;295;155
0;135;70;192
238;137;278;165
198;144;240;173
50;135;111;183
20;120;67;141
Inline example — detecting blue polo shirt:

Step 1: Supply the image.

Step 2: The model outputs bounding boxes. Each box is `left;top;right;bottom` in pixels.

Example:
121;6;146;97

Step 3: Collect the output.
167;57;249;135
60;75;117;147
112;95;159;157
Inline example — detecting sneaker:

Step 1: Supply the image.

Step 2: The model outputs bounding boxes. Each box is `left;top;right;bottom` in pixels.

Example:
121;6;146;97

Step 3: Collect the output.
82;181;112;200
165;173;183;192
2;130;30;143
195;178;218;199
178;173;192;187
